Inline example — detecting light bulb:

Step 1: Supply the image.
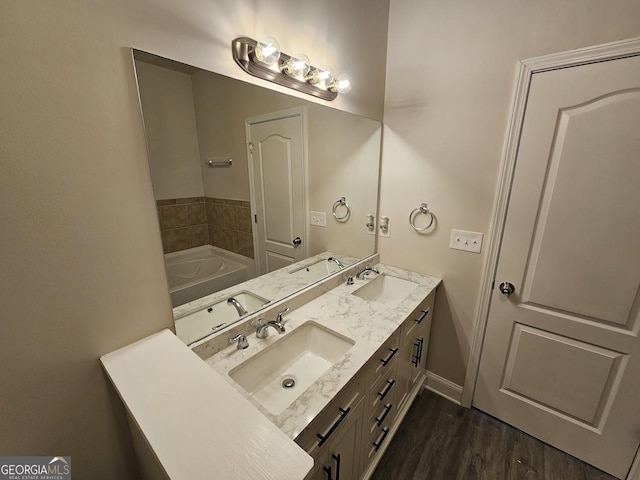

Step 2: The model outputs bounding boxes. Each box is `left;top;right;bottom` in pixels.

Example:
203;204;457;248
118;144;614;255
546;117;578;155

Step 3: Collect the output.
282;53;311;78
254;37;280;66
330;73;352;94
306;65;334;87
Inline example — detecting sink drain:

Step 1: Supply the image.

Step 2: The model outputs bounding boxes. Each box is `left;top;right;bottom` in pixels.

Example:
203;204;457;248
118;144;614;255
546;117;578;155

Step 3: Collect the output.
281;377;296;389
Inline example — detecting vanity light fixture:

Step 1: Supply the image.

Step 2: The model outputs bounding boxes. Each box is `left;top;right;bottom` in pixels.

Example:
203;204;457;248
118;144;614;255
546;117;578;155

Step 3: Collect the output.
282;53;310;78
253;37;280;65
305;64;334;87
231;36;351;101
330;73;353;94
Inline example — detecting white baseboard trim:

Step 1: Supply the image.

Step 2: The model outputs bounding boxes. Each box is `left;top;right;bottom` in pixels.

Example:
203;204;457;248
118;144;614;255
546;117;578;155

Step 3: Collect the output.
424;371;464;405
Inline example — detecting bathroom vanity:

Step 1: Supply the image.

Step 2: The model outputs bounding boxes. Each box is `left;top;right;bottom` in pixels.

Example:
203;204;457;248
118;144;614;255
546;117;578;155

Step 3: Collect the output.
206;262;439;479
101;258;440;480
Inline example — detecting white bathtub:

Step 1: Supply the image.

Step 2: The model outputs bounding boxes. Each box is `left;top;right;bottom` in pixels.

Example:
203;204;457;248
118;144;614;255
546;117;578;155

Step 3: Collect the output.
164;246;250;307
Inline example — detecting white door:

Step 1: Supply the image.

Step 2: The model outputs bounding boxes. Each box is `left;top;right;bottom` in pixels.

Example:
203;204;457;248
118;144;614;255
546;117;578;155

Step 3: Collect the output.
474;54;640;478
246;108;307;275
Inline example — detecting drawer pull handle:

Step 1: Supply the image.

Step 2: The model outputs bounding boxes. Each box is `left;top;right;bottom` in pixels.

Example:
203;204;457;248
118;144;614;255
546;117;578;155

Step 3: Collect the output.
332;454;341;480
323;454;341;480
380;348;399;366
415;309;429;324
377;379;396;400
323;465;332;480
373;427;390;452
317;407;351;447
375;404;392;426
412;337;424;367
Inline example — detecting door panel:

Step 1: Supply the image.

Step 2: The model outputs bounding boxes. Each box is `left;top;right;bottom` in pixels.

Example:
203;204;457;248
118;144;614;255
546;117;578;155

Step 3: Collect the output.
247;111;306;275
474;54;640;479
260;136;295;245
266;251;296;273
523;90;640;326
502;324;626;427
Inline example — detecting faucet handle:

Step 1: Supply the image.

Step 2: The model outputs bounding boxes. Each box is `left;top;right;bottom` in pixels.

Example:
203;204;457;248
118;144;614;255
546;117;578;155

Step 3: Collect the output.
276;307;290;323
229;333;249;350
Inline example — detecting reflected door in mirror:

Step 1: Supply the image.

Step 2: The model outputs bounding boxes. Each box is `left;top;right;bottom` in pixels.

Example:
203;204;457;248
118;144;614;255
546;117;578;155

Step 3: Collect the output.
247;109;307;274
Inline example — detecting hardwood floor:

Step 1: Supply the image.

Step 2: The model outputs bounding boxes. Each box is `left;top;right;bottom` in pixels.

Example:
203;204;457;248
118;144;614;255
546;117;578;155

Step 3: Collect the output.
371;390;618;480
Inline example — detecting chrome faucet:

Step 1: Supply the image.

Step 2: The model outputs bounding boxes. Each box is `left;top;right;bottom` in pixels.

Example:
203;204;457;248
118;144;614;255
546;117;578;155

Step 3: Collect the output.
328;257;345;268
227;297;248;317
256;307;290;339
356;265;380;280
228;333;249;350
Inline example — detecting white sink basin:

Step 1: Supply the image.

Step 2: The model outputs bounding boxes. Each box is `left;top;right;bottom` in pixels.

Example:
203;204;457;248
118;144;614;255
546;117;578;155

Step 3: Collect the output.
174;291;269;345
229;322;355;415
289;258;343;281
351;274;419;307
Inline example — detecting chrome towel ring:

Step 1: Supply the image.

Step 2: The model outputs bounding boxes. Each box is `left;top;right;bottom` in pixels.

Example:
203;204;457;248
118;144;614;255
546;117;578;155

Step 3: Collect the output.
409;203;435;232
332;197;350;222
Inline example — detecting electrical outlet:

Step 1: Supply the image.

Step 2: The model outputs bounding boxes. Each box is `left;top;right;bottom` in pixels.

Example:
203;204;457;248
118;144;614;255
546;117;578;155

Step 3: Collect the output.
366;214;376;235
310;211;326;227
379;216;390;238
450;229;483;253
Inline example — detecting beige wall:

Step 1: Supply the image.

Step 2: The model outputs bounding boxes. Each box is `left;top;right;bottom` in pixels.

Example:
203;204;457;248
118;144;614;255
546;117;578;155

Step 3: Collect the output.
191;69;380;258
307;109;381;258
380;0;640;386
0;1;389;478
191;69;299;201
136;61;204;200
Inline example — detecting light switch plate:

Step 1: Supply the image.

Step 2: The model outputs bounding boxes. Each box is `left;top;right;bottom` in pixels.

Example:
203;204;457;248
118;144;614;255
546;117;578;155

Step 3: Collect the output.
310;211;326;227
450;229;483;253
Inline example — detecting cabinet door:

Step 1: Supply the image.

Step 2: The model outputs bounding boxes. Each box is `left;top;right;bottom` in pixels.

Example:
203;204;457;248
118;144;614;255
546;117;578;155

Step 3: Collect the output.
315;411;361;480
408;316;431;387
396;337;415;409
397;312;432;409
396;326;425;408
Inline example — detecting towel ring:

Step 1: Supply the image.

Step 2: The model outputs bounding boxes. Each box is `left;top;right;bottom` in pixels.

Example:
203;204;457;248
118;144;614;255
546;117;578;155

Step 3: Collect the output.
332;197;350;222
409;203;434;232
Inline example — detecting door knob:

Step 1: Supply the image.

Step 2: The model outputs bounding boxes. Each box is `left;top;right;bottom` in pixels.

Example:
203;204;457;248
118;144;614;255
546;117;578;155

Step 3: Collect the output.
292;236;302;246
499;282;515;296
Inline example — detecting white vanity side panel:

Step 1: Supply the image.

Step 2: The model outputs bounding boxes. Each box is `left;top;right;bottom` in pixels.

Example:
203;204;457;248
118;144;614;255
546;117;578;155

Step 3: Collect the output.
101;330;313;480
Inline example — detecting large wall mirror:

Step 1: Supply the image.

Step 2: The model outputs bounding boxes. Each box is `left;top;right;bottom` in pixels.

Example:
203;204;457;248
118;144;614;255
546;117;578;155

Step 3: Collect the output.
133;50;381;345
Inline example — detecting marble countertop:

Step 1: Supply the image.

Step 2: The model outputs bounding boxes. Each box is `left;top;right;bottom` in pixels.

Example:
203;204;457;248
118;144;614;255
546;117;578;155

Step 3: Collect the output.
205;263;441;440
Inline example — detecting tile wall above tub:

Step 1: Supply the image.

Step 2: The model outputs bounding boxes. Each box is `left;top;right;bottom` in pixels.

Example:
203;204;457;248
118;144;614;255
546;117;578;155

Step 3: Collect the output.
156;197;254;258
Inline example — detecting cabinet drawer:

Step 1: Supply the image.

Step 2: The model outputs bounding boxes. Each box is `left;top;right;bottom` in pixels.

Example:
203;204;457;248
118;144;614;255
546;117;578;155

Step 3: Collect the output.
365;368;398;421
362;419;393;466
296;374;364;454
366;330;401;389
363;400;396;445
